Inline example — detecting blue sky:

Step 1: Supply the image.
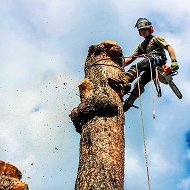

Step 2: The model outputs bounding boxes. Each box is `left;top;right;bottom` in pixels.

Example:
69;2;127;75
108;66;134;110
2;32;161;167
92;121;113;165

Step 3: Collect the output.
0;0;190;190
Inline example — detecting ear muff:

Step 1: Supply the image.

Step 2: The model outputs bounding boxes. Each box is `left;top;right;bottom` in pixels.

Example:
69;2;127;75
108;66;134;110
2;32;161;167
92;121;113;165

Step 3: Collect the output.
149;26;154;34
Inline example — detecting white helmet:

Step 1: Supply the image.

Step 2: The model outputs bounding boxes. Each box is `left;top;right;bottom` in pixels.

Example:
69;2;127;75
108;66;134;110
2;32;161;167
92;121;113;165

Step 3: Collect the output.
135;18;154;35
135;18;152;30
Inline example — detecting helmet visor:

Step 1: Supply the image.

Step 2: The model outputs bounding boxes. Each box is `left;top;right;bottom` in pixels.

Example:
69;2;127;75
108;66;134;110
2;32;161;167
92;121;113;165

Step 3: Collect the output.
137;22;151;30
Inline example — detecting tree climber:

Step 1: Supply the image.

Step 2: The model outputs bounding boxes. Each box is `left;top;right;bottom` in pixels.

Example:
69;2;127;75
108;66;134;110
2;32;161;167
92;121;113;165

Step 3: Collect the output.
123;18;179;112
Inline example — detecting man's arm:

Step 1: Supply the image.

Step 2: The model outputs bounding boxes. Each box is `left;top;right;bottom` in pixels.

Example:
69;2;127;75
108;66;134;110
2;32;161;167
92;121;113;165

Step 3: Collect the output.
166;45;179;70
124;56;137;67
166;45;176;61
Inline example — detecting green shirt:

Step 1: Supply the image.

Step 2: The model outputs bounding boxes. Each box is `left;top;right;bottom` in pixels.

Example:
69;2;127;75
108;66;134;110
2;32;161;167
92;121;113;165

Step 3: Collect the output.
132;35;169;58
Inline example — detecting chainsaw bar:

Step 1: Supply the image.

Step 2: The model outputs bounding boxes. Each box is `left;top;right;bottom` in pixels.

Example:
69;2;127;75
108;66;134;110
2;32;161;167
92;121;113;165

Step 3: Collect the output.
161;72;182;99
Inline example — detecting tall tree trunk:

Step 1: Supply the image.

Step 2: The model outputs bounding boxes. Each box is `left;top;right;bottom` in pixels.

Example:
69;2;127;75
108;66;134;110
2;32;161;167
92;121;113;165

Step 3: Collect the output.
0;160;29;190
70;41;129;190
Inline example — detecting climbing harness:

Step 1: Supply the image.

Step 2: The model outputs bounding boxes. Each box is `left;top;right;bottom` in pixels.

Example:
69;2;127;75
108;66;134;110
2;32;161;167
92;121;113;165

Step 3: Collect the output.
135;63;151;190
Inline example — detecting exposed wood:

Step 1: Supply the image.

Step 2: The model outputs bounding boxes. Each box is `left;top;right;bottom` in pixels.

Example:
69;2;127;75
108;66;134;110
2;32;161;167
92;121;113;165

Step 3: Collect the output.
70;41;130;190
0;160;28;190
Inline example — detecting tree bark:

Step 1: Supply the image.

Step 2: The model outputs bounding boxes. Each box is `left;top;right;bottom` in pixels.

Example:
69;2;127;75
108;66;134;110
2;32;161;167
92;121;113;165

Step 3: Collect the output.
0;160;29;190
70;41;129;190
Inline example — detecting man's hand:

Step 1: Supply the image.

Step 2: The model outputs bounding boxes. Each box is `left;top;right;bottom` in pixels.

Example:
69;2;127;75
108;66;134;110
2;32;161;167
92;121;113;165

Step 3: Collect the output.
171;60;179;71
162;64;172;73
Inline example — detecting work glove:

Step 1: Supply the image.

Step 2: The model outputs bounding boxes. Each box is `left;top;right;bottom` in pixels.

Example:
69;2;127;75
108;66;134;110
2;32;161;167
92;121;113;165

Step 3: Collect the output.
171;60;179;71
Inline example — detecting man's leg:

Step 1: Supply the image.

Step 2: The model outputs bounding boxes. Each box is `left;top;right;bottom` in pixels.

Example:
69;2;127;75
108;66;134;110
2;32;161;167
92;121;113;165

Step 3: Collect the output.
107;63;140;95
123;60;156;112
123;81;144;112
125;58;151;81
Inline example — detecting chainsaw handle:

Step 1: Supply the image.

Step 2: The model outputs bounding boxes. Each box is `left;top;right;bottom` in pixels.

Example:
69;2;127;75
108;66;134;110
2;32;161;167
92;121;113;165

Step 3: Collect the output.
160;64;178;76
170;70;178;76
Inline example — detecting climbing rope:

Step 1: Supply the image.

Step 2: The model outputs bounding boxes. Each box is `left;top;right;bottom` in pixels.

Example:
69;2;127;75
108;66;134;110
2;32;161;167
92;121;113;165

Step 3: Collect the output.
154;66;162;97
135;63;151;190
143;55;156;119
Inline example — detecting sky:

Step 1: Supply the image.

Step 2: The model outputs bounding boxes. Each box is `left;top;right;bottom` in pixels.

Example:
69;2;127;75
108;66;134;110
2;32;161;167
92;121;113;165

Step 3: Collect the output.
0;0;190;190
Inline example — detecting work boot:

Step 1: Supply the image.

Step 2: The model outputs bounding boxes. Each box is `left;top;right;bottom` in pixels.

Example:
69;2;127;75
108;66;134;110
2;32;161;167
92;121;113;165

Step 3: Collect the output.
123;95;139;112
122;74;132;94
123;83;144;112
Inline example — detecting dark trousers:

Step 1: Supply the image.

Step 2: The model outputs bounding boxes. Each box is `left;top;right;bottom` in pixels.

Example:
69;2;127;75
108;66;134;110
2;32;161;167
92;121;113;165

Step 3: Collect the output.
124;56;166;111
126;56;166;88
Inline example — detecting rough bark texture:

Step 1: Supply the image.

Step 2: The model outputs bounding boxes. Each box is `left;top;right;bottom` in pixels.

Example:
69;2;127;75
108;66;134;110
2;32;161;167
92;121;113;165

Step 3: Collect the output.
0;160;29;190
70;41;129;190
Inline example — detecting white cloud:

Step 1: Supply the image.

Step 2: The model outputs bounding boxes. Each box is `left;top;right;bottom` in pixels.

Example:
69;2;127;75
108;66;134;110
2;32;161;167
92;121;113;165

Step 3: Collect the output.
16;0;84;37
0;73;80;189
125;148;144;175
1;0;190;189
0;128;21;156
125;147;148;189
150;153;172;173
178;81;190;104
178;177;190;190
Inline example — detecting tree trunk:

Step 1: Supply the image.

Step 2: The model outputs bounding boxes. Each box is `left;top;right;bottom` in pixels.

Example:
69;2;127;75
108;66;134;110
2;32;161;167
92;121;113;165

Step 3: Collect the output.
0;160;29;190
70;41;129;190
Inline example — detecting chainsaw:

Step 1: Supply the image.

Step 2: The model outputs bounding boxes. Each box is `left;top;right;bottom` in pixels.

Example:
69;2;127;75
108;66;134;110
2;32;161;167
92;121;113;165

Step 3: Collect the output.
155;64;182;99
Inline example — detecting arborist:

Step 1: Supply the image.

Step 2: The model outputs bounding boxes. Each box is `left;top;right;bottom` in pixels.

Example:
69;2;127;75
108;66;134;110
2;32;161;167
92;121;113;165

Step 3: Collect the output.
123;18;179;112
